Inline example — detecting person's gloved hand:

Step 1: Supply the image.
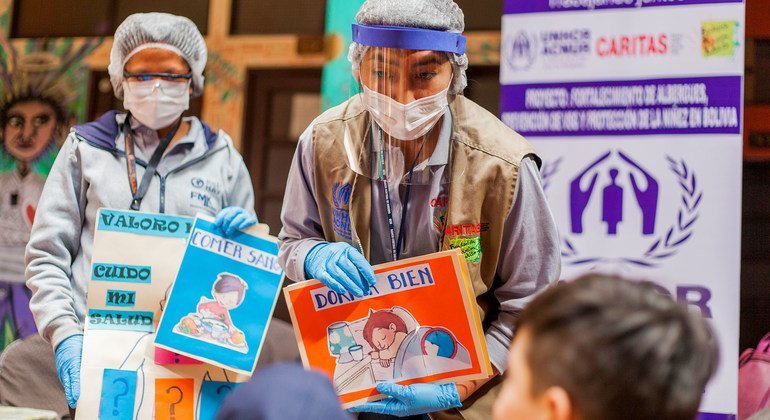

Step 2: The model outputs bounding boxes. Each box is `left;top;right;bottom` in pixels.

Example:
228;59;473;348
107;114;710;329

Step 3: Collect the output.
349;382;461;416
55;334;83;408
304;242;376;297
215;207;257;236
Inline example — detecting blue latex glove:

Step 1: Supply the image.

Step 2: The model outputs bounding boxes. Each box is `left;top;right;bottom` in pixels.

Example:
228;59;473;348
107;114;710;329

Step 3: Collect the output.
349;382;462;416
55;334;83;408
215;206;257;236
304;242;376;297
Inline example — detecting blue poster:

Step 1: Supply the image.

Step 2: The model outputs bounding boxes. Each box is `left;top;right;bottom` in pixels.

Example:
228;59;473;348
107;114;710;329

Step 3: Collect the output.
155;217;284;374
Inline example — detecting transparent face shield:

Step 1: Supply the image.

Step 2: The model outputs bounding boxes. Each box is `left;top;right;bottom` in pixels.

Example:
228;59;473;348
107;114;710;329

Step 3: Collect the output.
342;25;467;186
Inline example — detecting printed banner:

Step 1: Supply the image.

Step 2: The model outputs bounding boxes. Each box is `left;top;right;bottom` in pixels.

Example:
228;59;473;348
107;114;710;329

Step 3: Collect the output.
500;1;743;418
79;209;250;419
504;0;742;14
155;215;284;375
285;249;492;408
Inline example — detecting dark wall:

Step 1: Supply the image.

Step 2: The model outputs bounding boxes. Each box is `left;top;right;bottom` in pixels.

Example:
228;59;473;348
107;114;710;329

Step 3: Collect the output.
741;162;770;351
12;0;209;37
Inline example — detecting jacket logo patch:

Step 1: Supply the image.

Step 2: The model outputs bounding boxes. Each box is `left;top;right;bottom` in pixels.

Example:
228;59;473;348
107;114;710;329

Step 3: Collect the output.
332;182;352;240
448;235;482;263
444;223;489;236
429;196;448;208
189;177;222;212
433;210;447;233
445;223;488;263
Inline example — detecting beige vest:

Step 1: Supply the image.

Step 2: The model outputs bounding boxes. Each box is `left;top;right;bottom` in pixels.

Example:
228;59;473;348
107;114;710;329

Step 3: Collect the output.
311;95;537;419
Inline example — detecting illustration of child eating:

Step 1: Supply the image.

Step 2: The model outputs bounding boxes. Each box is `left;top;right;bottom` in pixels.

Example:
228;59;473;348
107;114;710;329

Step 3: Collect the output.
177;273;248;351
362;310;409;368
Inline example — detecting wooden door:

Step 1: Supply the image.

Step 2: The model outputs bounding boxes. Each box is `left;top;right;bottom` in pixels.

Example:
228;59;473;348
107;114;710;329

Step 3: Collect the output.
241;68;321;323
241;68;322;236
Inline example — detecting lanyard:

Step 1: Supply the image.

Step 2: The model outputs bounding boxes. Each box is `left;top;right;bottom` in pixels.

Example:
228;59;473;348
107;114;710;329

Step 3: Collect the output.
122;114;182;211
377;128;427;262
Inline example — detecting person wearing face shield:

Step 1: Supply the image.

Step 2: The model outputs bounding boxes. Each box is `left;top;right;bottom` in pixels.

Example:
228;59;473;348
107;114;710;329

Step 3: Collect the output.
278;0;560;418
25;13;257;410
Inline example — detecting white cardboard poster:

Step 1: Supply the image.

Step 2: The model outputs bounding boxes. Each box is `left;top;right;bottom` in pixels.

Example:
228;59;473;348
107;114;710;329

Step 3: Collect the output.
79;209;262;419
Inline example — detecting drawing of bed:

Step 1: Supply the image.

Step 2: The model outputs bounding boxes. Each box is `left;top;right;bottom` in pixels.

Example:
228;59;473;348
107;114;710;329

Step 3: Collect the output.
329;307;472;394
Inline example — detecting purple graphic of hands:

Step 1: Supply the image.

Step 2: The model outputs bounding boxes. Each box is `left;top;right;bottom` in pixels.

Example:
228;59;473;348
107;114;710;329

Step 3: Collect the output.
618;151;658;235
570;151;611;234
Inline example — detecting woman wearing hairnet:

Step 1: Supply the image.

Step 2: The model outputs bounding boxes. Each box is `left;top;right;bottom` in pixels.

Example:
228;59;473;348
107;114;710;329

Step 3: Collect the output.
25;13;256;409
279;0;560;418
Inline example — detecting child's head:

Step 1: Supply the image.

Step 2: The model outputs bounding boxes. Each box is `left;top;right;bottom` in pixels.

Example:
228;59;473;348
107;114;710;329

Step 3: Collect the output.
493;274;718;420
362;310;408;350
212;273;248;309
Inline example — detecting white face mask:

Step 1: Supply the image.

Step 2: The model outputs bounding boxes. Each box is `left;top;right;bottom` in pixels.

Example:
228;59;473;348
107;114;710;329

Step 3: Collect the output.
122;80;190;131
361;84;449;141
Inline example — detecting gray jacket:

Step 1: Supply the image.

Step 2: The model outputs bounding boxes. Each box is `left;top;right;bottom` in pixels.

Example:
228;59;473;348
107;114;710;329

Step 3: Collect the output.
25;112;255;349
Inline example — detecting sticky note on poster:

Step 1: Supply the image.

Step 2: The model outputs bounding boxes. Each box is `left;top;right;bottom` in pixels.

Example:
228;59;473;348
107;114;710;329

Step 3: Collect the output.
155;378;194;420
154;347;203;365
199;380;240;420
99;369;137;420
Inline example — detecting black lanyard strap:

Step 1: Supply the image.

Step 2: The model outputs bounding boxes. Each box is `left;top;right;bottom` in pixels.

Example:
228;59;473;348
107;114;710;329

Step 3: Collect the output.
122;114;183;211
380;130;427;261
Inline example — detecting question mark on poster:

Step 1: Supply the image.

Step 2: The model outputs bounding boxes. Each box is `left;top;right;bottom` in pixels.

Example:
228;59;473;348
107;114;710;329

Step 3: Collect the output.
166;386;183;420
100;369;137;420
199;380;241;419
155;378;193;419
112;378;129;415
217;384;232;395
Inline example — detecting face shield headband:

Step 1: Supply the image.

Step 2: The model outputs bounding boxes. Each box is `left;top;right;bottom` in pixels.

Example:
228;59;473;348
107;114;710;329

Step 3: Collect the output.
351;24;467;55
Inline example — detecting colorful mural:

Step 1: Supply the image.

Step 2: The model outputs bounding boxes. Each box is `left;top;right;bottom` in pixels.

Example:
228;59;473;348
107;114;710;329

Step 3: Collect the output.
0;4;101;348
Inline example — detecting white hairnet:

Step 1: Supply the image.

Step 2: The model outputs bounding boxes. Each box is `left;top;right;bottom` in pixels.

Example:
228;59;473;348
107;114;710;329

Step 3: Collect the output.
348;0;468;96
108;13;207;99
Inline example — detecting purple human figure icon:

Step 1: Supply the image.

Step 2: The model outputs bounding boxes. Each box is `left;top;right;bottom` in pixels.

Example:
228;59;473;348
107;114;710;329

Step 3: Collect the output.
570;151;611;234
618;151;658;235
602;168;623;235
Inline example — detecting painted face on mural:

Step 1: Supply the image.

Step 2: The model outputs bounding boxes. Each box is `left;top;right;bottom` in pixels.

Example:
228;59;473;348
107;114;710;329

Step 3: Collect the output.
2;100;56;163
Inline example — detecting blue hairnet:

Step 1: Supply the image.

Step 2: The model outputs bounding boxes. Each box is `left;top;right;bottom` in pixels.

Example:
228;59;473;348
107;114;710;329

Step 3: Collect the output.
348;0;468;95
109;13;207;99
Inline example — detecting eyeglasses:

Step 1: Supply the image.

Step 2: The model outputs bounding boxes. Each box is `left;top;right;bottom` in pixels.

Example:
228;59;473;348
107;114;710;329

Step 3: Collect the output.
123;72;192;97
123;72;192;82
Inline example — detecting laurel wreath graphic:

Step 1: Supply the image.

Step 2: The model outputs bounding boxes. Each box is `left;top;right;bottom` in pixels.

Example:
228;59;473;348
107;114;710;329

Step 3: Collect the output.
543;155;702;268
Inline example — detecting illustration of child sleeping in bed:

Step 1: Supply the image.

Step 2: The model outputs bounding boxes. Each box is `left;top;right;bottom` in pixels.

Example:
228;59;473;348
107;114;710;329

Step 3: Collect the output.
330;307;476;394
362;310;409;367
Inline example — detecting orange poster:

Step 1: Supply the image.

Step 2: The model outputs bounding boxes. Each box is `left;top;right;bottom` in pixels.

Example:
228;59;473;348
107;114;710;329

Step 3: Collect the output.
284;249;492;408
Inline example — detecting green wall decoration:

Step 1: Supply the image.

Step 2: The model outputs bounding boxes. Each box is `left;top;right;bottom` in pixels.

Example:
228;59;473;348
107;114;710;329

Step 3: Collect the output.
320;0;366;111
